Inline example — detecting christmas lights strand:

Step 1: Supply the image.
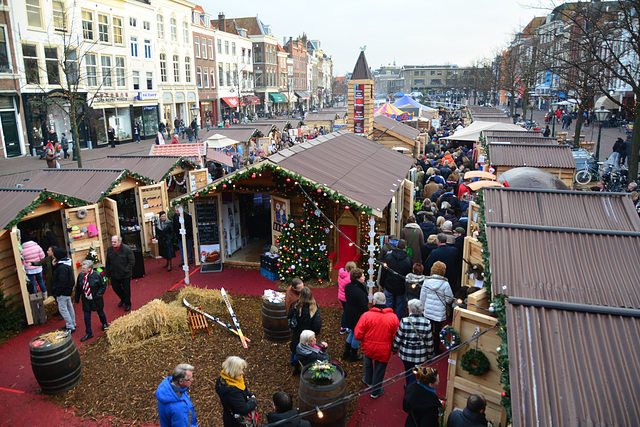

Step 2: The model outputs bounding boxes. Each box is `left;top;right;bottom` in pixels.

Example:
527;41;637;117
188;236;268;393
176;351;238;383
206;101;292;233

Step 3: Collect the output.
263;323;499;427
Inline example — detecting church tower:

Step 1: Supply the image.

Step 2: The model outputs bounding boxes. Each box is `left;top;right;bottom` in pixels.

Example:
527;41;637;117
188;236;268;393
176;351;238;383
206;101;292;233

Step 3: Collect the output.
347;51;374;136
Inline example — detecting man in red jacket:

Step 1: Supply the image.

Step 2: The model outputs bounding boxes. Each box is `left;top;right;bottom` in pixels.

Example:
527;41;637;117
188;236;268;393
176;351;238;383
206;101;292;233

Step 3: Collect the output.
354;292;400;399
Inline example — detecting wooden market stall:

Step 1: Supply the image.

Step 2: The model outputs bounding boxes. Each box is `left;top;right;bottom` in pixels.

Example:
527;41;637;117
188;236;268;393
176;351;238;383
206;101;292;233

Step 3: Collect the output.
487;143;576;187
302;112;339;134
172;130;414;290
0;188;87;325
370;114;422;157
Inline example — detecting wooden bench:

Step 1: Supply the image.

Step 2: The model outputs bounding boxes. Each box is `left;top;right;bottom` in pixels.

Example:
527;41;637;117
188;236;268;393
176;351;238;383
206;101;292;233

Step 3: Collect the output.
187;308;210;340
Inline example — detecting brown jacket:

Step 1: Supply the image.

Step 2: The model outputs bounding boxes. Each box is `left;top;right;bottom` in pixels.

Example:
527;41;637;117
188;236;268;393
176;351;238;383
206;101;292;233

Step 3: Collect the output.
285;285;301;313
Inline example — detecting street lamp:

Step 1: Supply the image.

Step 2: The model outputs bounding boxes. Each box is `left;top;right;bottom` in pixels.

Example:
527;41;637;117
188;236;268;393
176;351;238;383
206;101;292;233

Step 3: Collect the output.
594;106;610;162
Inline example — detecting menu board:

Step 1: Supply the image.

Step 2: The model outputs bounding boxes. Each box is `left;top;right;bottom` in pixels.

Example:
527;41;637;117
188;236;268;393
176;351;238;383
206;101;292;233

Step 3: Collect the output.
195;199;219;244
353;84;365;135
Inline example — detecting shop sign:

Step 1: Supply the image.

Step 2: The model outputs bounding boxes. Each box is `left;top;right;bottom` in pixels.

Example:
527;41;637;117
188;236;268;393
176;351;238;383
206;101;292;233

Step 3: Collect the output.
353;84;365;135
137;92;158;101
95;92;131;103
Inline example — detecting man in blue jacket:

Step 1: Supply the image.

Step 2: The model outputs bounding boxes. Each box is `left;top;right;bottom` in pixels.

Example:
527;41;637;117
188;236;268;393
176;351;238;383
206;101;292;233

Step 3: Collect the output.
156;364;198;427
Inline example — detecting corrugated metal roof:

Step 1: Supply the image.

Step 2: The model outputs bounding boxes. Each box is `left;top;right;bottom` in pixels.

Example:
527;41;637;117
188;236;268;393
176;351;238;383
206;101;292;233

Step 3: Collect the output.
483;129;540;138
486;135;559;144
484;188;640;231
0;171;40;188
472;115;513;123
0;188;42;229
304;112;338;122
95;156;192;182
21;169;127;203
507;304;640;426
269;130;414;212
229;124;275;136
488;143;575;168
373;114;420;140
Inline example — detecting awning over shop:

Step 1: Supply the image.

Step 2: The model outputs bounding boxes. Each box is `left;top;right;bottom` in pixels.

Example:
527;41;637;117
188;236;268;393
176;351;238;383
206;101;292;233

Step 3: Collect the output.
206;133;239;149
594;95;620;111
241;95;261;107
295;90;310;100
269;93;287;103
222;97;239;108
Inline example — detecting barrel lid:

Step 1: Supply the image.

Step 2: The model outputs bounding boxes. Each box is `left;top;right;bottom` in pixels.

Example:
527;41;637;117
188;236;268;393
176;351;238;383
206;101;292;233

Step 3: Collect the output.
263;289;286;303
30;330;70;348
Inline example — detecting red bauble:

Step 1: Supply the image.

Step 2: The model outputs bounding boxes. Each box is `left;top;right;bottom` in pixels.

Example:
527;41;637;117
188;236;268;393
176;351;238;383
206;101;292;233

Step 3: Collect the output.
195;193;200;198
286;178;291;182
344;206;350;210
305;258;309;262
251;174;256;178
277;263;281;267
222;184;227;188
287;267;292;271
317;189;322;193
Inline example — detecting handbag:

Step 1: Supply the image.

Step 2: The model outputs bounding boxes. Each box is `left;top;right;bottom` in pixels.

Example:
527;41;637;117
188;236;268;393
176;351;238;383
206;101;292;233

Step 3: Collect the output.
288;303;298;329
234;409;259;426
408;317;432;351
406;229;417;258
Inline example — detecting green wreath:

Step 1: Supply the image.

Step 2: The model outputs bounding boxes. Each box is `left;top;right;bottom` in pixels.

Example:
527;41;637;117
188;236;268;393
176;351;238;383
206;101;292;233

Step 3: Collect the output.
461;349;490;376
439;326;460;350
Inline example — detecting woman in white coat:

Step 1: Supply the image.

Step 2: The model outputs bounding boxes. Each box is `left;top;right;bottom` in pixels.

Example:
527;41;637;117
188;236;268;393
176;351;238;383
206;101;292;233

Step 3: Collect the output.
419;261;453;354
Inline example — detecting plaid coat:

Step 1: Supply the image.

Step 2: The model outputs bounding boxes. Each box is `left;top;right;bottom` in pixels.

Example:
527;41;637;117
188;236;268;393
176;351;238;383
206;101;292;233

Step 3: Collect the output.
392;314;434;364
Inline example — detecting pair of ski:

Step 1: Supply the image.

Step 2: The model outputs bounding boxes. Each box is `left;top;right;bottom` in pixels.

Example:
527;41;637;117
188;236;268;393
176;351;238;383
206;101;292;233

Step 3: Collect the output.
183;287;248;348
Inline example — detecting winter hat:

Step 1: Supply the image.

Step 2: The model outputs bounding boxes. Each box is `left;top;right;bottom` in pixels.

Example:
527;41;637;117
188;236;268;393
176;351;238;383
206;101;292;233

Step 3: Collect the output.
87;223;99;237
69;225;82;239
454;227;466;235
53;248;67;260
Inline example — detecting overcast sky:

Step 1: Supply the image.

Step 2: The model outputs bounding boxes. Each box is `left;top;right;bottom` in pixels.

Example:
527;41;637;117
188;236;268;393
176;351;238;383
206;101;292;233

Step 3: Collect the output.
201;0;552;75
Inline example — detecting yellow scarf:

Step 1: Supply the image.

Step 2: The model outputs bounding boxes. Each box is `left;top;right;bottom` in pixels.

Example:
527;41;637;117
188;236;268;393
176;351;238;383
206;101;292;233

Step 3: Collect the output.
220;370;246;391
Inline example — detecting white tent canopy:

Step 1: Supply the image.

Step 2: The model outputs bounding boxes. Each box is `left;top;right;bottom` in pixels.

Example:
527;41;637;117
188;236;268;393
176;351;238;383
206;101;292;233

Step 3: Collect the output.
441;121;525;142
206;133;239;149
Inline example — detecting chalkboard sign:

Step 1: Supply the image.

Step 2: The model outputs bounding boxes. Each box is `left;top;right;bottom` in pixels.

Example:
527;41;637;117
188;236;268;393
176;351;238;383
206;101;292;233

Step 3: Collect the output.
196;200;219;244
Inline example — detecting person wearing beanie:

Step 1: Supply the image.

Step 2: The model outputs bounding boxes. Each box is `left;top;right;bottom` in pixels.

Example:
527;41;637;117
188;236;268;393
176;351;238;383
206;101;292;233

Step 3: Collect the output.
52;248;76;332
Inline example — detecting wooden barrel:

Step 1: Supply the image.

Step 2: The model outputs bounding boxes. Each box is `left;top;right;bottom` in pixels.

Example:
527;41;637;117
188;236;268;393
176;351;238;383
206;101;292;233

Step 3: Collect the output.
262;298;291;343
30;332;82;394
298;364;347;426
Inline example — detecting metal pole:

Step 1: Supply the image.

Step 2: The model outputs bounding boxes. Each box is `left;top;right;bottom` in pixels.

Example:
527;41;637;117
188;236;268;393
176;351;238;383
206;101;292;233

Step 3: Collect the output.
595;121;603;163
177;205;190;285
552;113;556;138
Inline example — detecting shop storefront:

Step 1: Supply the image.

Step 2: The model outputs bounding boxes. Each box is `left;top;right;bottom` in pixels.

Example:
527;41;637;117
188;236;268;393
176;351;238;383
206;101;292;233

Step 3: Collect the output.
269;93;287;115
162;93;173;125
132;92;160;138
221;96;239;124
91;92;135;145
175;92;187;123
0;94;24;157
199;100;215;129
187;92;198;124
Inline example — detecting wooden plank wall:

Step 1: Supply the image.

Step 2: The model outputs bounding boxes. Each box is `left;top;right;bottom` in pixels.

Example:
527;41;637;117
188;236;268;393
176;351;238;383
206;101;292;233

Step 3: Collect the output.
445;307;507;426
347;79;374;135
460;236;483;289
0;231;20;300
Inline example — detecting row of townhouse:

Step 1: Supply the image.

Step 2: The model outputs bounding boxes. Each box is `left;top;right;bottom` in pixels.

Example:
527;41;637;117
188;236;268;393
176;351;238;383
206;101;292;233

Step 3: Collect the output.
1;1;333;158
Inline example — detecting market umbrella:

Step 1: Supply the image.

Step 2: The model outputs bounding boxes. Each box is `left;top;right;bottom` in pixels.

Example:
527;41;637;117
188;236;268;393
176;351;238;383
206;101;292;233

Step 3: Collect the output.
496;167;569;190
206;133;239;149
468;181;503;192
464;171;497;181
374;103;405;117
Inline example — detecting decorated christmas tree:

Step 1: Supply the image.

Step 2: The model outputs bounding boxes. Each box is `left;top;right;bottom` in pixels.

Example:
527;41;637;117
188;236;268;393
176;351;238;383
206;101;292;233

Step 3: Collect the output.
277;197;330;282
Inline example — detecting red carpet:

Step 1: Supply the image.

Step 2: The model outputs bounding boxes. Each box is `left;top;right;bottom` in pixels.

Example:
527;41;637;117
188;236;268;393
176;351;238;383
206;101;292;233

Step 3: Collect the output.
0;255;447;426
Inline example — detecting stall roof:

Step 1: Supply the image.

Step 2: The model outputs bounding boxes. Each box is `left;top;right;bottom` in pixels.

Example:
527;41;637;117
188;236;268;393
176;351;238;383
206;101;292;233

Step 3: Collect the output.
0;188;50;229
483;187;640;425
95;156;196;182
506;303;640;427
268;130;414;213
373;114;420;140
304;112;339;122
21;169;132;203
150;143;205;164
202;128;259;143
488;143;575;168
483;129;543;138
486;135;558;145
230;124;274;136
441;121;525;141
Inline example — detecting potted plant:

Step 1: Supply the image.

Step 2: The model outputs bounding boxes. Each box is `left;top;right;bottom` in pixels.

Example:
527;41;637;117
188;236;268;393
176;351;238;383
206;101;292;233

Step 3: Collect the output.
304;361;341;385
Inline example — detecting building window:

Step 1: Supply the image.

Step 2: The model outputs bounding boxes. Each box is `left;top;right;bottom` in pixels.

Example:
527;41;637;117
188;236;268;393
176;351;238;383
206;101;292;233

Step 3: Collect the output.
226;63;230;86
113;17;123;45
144;40;151;58
185;57;191;83
183;21;188;43
45;47;60;85
26;0;43;29
208;39;214;59
98;14;109;43
196;66;202;88
85;53;97;87
173;55;179;82
248;49;251;61
101;55;112;87
0;28;11;72
131;37;138;57
146;72;153;89
202;38;207;59
203;67;209;88
233;63;237;85
22;44;39;84
143;21;150;31
232;42;236;55
217;39;222;54
170;18;177;41
225;40;229;54
82;10;94;40
157;15;164;38
160;53;167;82
115;56;125;87
241;48;245;63
218;63;223;86
430;71;435;75
210;69;215;88
65;48;78;84
130;17;137;27
133;70;140;90
194;37;200;58
52;0;66;31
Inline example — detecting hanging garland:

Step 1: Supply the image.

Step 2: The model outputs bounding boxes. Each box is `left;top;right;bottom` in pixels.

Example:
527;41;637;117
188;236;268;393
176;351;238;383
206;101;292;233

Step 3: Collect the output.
461;349;491;376
170;174;187;186
161;158;199;182
4;190;89;230
440;325;461;350
97;170;153;203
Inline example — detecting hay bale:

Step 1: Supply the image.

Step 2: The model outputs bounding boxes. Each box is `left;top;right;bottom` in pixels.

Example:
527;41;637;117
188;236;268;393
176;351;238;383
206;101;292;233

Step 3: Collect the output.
43;296;58;317
106;299;188;351
172;286;228;318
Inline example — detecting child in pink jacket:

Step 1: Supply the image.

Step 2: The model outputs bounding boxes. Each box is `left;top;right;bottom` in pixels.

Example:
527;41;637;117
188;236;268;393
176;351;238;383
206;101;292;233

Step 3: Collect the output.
338;261;357;334
22;239;46;294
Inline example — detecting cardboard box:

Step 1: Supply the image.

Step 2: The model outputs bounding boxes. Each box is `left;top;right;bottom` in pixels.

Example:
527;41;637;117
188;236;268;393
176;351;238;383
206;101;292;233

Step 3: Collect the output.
149;240;161;258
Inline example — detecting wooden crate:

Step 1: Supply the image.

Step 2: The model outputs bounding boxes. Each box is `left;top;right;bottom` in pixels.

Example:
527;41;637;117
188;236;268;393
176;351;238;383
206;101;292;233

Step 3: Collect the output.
445;307;507;426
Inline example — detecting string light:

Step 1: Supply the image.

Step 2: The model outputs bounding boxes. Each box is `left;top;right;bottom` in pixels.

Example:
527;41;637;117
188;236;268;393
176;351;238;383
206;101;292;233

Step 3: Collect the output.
315;407;323;419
